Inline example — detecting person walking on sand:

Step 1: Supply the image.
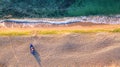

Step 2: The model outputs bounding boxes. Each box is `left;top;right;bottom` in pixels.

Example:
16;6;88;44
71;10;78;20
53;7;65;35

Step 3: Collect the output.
30;44;42;67
30;44;36;55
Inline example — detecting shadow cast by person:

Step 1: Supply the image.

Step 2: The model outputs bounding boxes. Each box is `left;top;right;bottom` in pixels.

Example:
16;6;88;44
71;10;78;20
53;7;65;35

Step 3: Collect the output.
30;44;42;67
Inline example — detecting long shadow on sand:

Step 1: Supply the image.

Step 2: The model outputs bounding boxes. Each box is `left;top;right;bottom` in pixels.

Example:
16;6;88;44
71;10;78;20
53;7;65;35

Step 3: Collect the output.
30;47;42;67
33;50;42;67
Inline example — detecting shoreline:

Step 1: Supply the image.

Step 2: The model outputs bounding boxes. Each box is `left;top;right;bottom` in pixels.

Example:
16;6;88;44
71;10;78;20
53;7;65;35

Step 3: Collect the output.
0;15;120;24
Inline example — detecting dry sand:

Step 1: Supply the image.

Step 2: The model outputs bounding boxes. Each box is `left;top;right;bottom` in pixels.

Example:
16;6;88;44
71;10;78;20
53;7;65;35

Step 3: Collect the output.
0;33;120;67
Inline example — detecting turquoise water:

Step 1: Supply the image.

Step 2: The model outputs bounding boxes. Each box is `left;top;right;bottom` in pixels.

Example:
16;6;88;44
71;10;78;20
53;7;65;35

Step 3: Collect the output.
0;0;120;18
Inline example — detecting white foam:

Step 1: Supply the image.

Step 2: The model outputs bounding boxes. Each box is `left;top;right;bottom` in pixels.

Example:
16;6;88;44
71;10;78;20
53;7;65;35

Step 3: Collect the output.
1;16;120;24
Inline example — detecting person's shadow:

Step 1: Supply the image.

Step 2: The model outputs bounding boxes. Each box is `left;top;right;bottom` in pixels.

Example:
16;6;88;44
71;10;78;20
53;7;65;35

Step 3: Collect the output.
30;44;42;67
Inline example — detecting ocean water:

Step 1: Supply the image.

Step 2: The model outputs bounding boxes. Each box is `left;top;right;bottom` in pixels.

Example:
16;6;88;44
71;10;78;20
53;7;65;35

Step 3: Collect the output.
0;0;120;18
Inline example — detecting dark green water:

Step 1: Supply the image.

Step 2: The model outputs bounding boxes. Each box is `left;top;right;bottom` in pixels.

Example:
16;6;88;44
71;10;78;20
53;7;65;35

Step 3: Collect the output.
0;0;120;18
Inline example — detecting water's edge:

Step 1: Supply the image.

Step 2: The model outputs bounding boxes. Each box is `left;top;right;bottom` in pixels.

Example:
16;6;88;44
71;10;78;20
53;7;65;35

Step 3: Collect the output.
0;15;120;24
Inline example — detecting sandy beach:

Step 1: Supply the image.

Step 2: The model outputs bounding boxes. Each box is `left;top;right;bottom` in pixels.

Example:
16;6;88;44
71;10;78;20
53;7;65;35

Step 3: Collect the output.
0;33;120;67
